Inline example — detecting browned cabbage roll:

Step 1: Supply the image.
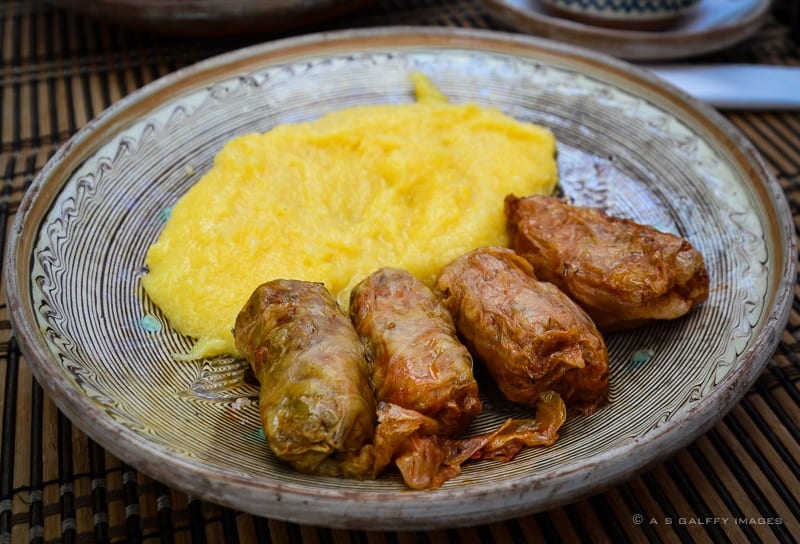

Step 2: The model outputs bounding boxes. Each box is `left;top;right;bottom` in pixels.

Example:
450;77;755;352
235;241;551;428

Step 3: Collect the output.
233;279;376;477
350;267;482;436
505;194;710;331
436;247;608;414
352;267;567;489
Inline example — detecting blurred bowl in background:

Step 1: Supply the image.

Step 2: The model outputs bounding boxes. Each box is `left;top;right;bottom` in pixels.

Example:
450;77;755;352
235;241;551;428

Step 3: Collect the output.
53;0;373;37
539;0;701;30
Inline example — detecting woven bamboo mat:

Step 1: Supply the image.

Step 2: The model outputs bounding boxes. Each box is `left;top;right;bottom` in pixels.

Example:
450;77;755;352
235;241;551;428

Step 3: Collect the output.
1;0;799;542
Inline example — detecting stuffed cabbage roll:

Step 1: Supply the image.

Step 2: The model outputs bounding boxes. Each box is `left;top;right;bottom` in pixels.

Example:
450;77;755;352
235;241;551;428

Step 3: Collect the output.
233;279;375;477
350;267;482;436
436;247;608;414
505;194;709;331
352;267;566;489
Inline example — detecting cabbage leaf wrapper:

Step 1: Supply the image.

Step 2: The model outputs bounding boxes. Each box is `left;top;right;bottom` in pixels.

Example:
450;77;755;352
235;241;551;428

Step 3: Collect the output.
505;194;709;331
371;391;566;490
437;247;609;415
350;267;482;436
234;279;377;478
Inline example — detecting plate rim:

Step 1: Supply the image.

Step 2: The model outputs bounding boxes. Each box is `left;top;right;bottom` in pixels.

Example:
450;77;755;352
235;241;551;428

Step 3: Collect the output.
5;26;796;530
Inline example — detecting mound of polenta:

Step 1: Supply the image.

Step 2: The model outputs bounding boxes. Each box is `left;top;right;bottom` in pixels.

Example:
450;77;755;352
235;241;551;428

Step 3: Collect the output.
142;74;558;359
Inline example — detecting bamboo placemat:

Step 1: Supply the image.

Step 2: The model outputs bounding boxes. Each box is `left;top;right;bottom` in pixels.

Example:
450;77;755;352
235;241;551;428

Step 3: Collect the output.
1;1;799;542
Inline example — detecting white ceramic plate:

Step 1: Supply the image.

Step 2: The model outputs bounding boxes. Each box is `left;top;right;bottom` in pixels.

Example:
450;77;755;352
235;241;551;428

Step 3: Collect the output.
5;27;795;530
480;0;771;60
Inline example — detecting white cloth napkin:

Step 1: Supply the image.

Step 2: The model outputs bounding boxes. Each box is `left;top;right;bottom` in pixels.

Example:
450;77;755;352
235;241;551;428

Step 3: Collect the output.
644;64;800;110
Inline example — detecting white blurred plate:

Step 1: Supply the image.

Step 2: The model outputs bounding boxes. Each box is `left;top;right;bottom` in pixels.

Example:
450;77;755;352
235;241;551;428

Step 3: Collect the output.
481;0;771;60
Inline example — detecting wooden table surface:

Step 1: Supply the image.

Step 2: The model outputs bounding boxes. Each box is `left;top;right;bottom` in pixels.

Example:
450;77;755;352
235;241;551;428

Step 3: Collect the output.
1;1;799;542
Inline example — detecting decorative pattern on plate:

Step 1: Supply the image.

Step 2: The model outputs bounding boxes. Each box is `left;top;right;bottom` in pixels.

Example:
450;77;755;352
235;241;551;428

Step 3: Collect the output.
10;28;793;530
544;0;697;17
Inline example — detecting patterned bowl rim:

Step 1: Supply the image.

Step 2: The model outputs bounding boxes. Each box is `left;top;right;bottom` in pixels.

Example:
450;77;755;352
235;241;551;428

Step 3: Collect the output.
539;0;700;13
5;26;796;529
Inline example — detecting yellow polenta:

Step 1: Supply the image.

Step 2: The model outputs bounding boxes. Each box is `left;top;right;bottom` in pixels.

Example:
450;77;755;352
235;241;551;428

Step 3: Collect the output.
142;74;558;359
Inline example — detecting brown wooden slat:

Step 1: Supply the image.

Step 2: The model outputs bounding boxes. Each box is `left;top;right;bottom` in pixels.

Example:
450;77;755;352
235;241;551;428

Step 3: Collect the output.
41;402;60;544
233;513;258;543
0;84;14;148
11;358;32;529
674;444;750;542
782;115;800;154
1;344;17;544
762;113;800;169
623;477;676;542
454;526;483;544
548;506;587;542
601;487;643;542
709;421;785;542
205;515;226;543
735;114;800;175
365;530;393;544
727;119;788;176
647;463;708;541
268;518;298;544
513;514;549;542
1;12;16;67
